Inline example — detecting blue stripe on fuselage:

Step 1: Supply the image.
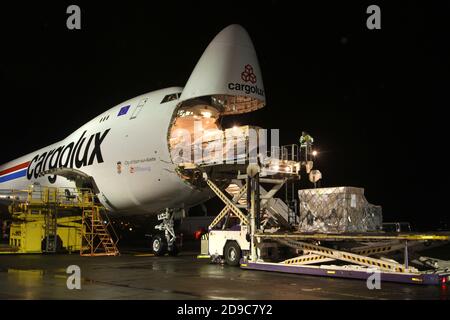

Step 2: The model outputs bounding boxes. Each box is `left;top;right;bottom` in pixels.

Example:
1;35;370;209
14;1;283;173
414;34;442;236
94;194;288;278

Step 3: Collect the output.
0;169;27;183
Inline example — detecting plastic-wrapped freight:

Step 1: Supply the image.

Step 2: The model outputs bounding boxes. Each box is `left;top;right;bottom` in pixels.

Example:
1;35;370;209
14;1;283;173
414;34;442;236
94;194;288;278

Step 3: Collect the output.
298;187;382;233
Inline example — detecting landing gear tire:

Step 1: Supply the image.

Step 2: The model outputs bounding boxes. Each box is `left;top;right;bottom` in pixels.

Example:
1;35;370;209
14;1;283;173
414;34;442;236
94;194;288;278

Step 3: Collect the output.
168;244;179;256
152;235;167;256
224;241;241;266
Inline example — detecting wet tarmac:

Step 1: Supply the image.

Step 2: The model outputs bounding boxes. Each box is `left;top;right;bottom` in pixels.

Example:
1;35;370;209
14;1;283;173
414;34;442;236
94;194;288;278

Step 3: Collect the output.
0;250;448;300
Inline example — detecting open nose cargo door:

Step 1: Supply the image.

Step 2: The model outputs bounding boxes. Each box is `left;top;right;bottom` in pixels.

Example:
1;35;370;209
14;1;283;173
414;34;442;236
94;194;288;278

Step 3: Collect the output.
178;24;266;115
169;25;267;178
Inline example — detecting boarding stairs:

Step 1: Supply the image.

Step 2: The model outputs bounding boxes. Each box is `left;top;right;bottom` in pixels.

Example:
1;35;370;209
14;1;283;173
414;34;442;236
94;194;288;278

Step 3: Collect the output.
81;206;119;256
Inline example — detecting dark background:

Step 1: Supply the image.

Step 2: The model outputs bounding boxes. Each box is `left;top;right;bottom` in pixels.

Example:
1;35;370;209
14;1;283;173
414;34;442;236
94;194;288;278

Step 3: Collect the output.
0;1;448;230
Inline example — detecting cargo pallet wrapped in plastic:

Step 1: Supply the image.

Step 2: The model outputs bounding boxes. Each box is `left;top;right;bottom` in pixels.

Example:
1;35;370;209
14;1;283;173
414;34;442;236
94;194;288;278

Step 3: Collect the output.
298;187;382;233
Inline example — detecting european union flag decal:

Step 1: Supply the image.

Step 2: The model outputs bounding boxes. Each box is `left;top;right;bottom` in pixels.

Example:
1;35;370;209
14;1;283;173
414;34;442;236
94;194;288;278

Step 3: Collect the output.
118;105;130;116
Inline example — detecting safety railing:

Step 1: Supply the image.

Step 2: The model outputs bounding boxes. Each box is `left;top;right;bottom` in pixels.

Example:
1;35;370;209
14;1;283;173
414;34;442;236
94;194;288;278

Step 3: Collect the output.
25;186;95;207
174;139;300;169
172;135;258;166
281;144;299;162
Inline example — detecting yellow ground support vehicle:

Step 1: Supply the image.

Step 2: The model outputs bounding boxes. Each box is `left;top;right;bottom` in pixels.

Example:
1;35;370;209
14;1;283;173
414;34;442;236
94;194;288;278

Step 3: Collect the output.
1;186;118;256
8;214;82;254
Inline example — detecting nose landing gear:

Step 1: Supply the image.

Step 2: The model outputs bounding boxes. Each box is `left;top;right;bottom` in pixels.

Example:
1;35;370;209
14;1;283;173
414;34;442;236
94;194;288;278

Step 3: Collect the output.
152;208;179;256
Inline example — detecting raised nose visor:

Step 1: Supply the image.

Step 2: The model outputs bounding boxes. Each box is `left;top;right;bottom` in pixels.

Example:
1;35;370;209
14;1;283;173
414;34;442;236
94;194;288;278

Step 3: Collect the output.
179;24;265;115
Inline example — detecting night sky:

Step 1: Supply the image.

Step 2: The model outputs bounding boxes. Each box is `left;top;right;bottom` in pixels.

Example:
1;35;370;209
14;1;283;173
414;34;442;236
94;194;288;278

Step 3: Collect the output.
0;1;448;230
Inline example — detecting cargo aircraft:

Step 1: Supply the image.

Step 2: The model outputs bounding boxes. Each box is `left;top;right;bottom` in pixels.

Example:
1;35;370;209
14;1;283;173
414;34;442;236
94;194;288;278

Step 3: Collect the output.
0;25;267;254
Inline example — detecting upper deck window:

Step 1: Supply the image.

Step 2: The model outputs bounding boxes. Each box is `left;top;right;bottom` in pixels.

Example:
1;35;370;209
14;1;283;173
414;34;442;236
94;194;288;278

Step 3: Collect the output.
160;93;181;104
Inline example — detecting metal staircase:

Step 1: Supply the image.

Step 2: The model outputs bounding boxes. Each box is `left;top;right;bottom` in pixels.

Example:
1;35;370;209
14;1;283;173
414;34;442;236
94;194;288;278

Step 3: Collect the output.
43;203;58;253
81;206;119;256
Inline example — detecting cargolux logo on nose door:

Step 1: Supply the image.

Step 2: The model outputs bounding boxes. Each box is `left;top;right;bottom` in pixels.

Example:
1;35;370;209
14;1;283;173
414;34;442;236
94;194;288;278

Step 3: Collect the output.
241;64;257;84
228;64;264;97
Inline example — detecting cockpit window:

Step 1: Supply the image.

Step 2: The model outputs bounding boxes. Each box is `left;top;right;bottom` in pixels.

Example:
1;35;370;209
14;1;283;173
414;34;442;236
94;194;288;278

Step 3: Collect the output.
161;93;181;104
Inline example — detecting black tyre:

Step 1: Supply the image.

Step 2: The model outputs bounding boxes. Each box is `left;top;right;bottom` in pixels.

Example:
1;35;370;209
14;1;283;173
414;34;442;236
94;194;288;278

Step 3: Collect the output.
224;241;241;266
168;244;179;256
152;235;167;256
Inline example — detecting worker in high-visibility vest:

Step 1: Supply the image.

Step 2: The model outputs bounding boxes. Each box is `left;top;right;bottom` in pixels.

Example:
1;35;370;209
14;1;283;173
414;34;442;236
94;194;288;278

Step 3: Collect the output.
299;131;314;147
300;131;314;161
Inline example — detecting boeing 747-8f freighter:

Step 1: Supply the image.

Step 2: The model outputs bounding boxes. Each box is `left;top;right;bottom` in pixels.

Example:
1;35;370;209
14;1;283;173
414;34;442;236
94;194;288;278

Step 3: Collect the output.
0;24;266;254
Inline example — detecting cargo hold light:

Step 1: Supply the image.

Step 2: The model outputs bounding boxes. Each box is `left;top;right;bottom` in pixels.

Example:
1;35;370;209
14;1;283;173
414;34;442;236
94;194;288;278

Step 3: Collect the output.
201;111;212;118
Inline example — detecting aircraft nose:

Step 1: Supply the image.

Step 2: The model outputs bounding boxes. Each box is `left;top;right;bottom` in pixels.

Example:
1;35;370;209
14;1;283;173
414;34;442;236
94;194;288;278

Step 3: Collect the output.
212;24;253;48
179;24;265;115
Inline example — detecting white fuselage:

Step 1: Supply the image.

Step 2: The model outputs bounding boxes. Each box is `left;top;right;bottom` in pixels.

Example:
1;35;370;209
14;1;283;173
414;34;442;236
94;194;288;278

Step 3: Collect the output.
0;87;211;214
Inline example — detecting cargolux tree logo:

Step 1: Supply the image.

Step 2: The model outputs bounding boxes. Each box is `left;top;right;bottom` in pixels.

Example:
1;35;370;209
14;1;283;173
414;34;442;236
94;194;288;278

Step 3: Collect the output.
241;64;257;84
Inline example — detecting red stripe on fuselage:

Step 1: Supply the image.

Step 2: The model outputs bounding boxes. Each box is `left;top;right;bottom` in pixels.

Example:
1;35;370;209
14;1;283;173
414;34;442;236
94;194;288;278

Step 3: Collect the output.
0;161;30;176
